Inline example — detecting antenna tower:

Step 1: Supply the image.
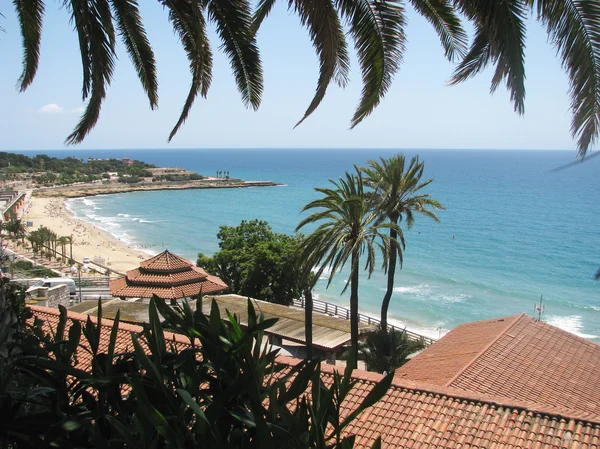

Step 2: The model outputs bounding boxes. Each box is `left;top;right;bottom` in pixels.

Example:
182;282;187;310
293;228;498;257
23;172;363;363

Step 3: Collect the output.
534;295;545;321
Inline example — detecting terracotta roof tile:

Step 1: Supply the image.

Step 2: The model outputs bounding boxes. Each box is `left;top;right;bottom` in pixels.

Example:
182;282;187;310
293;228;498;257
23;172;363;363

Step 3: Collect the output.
110;279;226;299
396;315;522;385
397;313;600;420
140;250;193;272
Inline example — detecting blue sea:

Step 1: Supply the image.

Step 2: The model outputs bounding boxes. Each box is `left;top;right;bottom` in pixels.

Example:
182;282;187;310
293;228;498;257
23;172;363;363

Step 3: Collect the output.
17;149;600;339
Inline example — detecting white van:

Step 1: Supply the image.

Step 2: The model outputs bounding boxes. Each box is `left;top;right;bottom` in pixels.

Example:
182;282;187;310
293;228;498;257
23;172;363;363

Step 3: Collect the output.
27;278;77;295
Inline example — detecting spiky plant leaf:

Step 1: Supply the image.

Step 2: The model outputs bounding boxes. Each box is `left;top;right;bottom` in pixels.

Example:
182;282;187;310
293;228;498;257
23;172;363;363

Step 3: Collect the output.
110;0;158;108
408;0;467;61
451;0;527;114
532;0;600;157
291;0;351;127
65;0;117;145
208;0;263;109
335;0;406;127
163;0;213;141
13;0;45;91
251;0;277;34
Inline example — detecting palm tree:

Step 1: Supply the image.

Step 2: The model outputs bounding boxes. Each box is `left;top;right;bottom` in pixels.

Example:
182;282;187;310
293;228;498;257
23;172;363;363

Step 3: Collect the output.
27;231;42;263
57;236;69;263
296;250;324;360
10;1;600;157
362;155;444;331
66;235;73;262
10;220;27;246
296;167;399;368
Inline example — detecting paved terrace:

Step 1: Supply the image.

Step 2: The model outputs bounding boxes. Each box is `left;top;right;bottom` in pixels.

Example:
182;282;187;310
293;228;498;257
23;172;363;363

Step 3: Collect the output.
68;294;374;353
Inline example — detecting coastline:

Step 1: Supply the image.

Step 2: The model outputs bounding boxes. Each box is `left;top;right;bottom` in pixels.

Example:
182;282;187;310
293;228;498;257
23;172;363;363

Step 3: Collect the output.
32;179;281;199
22;193;152;274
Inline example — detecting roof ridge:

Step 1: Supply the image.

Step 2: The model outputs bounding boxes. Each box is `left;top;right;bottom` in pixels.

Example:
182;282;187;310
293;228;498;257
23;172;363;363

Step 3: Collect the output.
443;313;526;388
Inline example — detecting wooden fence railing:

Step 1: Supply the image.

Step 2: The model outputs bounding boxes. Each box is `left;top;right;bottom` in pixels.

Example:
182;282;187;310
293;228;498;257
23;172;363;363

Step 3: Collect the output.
292;298;436;346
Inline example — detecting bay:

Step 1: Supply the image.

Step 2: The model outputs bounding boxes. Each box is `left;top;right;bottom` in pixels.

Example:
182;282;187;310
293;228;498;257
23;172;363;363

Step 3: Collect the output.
17;148;600;339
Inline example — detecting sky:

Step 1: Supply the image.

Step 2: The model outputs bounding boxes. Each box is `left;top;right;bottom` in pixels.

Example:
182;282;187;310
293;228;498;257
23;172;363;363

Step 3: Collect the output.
0;2;587;151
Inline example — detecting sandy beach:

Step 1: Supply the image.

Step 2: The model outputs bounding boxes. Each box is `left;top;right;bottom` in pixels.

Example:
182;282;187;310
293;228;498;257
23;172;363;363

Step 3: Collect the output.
22;192;151;274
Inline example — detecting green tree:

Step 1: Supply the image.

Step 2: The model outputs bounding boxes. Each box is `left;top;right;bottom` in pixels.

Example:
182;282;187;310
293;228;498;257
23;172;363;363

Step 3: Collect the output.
10;1;600;156
362;155;444;331
358;328;426;374
296;167;398;368
4;215;26;244
197;220;309;305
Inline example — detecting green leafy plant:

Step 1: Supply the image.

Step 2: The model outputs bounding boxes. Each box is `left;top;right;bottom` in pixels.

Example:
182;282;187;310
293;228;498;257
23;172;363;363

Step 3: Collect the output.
1;296;392;448
358;328;426;374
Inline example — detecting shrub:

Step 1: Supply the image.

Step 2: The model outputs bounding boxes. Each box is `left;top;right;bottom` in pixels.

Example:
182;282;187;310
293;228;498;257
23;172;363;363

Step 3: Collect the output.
1;298;391;448
358;328;427;374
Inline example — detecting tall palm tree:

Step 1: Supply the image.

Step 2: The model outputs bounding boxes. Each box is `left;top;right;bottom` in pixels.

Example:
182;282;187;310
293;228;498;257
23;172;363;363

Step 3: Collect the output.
57;236;69;263
11;1;600;157
363;155;444;331
296;167;399;368
66;235;74;262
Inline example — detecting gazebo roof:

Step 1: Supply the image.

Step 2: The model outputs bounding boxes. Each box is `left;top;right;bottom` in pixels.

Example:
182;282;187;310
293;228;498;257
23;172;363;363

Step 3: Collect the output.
139;250;193;272
109;250;227;300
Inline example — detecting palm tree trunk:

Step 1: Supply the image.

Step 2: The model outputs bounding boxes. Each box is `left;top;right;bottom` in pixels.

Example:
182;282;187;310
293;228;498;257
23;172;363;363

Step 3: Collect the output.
350;250;360;369
304;288;313;359
381;226;398;332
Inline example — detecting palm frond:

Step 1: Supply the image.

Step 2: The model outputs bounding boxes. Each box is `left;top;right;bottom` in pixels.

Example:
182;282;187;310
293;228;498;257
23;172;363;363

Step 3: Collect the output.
451;0;527;114
14;0;45;91
532;0;600;158
291;0;350;127
408;0;467;61
163;0;213;141
65;0;117;145
208;0;263;109
448;29;491;84
110;0;158;109
336;0;406;127
251;0;277;35
66;0;92;100
298;168;395;292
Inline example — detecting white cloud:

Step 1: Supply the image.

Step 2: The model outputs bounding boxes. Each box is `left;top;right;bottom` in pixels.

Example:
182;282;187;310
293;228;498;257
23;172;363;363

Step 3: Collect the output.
37;103;64;114
36;104;86;114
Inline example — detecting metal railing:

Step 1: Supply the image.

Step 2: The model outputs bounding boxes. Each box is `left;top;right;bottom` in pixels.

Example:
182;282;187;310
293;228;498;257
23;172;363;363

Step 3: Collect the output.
292;297;436;346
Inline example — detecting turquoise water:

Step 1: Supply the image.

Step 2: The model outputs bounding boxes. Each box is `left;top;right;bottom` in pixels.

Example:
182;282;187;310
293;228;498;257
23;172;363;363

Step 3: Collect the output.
20;149;599;339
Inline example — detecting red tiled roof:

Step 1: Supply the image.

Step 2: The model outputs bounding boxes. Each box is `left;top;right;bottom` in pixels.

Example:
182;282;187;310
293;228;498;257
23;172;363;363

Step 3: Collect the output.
29;306;600;448
125;267;208;285
395;315;521;385
109;250;227;299
110;275;226;299
28;306;190;372
397;313;600;420
140;250;193;272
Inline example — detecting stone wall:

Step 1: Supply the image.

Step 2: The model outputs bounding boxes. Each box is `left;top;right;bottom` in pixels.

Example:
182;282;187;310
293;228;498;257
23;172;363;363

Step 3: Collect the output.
47;284;70;309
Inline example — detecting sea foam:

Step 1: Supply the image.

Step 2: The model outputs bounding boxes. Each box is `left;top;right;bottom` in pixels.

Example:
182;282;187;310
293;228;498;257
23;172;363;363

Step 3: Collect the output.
545;315;598;339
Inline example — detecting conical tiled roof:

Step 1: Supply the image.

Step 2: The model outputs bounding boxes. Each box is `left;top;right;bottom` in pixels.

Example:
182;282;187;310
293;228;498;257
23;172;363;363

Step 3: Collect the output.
139;250;193;272
109;250;227;300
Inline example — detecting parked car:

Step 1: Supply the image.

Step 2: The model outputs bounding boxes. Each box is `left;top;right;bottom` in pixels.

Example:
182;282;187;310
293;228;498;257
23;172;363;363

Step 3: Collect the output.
83;257;91;264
